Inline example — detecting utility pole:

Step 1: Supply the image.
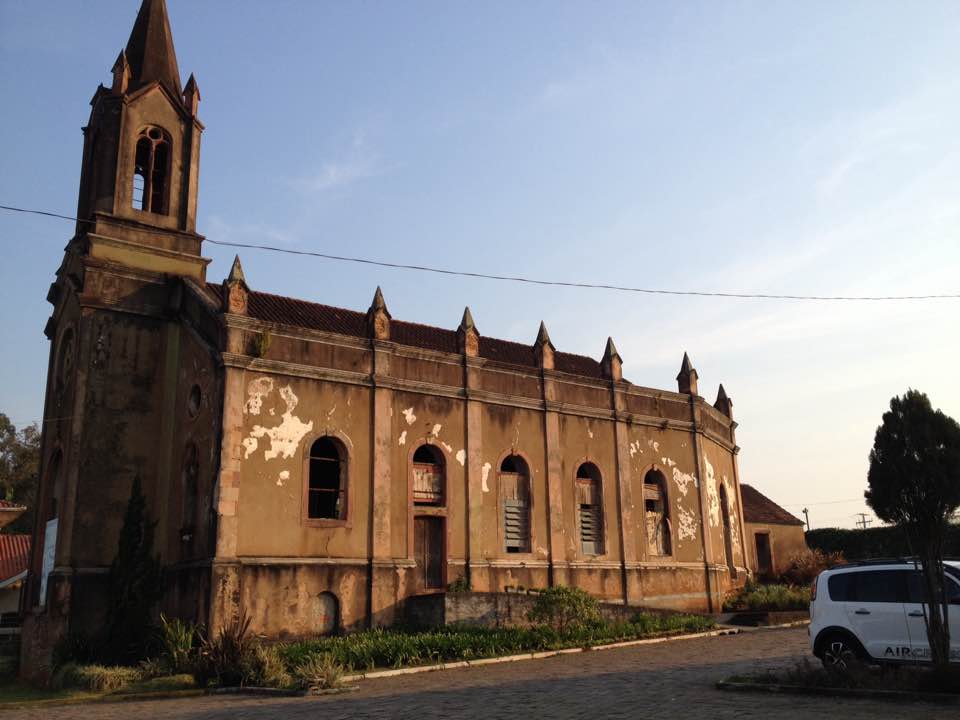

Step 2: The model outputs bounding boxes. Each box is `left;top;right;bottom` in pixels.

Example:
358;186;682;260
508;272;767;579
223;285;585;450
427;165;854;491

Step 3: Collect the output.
856;513;873;529
802;508;810;531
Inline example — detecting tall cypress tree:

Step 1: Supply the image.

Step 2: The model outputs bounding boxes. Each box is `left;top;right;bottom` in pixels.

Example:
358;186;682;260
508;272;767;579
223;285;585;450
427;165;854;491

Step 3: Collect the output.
105;475;164;664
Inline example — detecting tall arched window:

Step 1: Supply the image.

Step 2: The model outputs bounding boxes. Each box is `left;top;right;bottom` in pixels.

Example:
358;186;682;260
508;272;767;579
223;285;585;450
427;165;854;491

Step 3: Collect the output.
500;455;530;553
307;437;345;520
576;463;603;555
412;444;445;506
132;126;170;214
644;469;671;556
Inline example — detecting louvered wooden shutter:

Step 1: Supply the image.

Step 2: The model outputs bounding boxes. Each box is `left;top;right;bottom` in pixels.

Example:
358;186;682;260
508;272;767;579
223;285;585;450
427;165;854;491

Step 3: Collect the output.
501;472;530;552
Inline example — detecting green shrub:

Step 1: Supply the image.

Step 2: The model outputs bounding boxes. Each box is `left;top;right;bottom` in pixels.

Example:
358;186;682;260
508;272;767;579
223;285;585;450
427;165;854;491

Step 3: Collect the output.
277;613;714;672
51;631;99;671
52;663;142;693
723;581;810;611
527;586;600;632
157;614;200;675
244;644;293;689
295;653;343;692
193;612;255;687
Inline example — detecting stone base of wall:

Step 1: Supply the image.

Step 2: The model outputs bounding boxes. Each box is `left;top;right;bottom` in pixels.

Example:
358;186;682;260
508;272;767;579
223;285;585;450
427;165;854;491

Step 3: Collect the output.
406;590;697;630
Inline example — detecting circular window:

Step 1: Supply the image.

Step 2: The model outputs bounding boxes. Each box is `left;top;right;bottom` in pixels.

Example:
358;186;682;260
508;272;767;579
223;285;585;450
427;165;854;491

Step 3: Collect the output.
187;384;202;418
149;127;162;140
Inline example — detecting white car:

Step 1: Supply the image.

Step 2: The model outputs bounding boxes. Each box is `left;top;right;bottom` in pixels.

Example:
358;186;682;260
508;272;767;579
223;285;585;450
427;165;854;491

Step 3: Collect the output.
809;560;960;668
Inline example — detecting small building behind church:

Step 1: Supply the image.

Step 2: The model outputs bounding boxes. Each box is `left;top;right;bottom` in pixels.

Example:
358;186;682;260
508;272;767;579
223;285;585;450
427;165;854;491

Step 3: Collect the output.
21;0;750;677
740;484;807;579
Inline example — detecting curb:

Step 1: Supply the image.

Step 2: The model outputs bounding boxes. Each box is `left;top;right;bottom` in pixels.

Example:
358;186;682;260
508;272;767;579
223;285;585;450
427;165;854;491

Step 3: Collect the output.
342;628;741;683
716;680;960;705
722;620;810;632
0;684;360;710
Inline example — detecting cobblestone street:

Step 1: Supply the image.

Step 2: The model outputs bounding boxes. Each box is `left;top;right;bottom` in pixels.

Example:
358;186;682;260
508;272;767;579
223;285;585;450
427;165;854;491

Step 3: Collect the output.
10;627;951;719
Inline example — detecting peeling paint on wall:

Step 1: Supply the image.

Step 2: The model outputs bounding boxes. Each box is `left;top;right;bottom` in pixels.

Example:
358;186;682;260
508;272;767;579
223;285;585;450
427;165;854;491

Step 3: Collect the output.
705;458;720;527
277;470;289;487
245;383;314;462
672;467;697;496
678;506;698;542
629;441;642;457
481;462;492;492
440;441;453;454
455;449;466;466
647;439;660;452
244;377;274;415
398;430;407;446
660;457;677;468
402;408;416;425
724;475;741;552
431;423;442;437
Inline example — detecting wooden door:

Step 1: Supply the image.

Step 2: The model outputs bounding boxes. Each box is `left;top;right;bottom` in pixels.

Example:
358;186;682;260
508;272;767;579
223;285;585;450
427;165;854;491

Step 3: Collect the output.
755;533;772;577
414;516;444;591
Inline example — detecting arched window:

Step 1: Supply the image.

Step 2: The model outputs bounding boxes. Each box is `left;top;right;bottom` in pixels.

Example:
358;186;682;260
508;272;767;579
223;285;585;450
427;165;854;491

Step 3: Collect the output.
180;443;199;549
54;329;75;408
576;463;603;555
132;126;170;214
500;455;530;553
307;437;345;520
412;444;445;506
644;470;671;556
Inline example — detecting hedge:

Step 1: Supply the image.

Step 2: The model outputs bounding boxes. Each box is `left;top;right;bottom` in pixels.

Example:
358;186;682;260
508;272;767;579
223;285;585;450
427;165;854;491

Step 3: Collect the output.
806;524;960;560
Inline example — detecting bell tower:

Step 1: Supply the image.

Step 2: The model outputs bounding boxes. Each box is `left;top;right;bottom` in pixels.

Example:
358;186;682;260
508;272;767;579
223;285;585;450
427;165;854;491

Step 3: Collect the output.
75;0;206;280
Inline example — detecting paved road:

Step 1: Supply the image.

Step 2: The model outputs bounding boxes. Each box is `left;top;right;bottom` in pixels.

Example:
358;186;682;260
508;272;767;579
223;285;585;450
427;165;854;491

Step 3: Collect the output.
13;627;951;719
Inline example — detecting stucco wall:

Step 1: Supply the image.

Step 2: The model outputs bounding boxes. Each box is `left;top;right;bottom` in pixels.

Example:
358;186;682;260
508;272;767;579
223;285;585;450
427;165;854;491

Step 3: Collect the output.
744;522;808;578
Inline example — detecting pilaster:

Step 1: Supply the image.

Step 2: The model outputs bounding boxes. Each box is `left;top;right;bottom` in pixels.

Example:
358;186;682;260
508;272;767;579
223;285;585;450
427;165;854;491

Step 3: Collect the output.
611;384;640;604
369;340;395;626
689;399;717;612
542;373;568;586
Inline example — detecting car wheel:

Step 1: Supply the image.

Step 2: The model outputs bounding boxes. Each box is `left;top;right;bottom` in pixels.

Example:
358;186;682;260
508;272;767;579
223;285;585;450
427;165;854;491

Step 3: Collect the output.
820;634;861;670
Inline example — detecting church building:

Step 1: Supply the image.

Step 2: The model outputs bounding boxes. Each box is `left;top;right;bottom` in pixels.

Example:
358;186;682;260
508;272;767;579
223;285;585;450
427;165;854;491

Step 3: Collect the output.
22;0;748;676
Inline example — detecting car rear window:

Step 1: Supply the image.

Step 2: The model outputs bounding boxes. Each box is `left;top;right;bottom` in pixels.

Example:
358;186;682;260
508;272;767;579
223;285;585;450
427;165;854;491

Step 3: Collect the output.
828;570;907;603
907;572;960;603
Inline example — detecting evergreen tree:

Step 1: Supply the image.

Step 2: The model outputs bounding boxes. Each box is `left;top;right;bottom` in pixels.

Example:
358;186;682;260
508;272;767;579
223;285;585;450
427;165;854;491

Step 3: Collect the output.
865;390;960;669
105;475;164;664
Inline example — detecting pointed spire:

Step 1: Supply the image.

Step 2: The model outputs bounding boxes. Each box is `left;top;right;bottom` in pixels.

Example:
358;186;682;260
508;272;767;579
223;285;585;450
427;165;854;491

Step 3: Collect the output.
111;50;131;94
676;351;699;395
601;337;622;381
370;286;390;316
534;321;555;370
459;306;476;333
536;321;554;348
367;286;391;340
457;307;479;357
714;384;733;419
182;73;200;115
604;337;621;362
124;0;182;97
221;255;248;315
227;255;246;284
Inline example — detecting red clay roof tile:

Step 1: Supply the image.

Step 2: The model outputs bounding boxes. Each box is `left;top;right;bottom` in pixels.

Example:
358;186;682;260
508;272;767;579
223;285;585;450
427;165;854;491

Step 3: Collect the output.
740;484;804;526
0;534;30;583
206;284;603;378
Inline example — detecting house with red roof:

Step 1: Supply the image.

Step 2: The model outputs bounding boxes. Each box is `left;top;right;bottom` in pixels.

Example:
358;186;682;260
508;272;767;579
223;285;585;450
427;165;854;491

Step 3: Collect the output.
0;502;30;622
740;484;807;579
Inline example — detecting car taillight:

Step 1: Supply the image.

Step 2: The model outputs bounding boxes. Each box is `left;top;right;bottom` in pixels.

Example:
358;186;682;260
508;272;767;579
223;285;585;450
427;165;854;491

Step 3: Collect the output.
810;577;818;602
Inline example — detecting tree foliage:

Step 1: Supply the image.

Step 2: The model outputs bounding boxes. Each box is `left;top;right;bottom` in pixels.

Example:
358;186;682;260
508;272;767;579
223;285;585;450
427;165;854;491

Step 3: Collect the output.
0;412;40;533
104;475;164;664
865;389;960;668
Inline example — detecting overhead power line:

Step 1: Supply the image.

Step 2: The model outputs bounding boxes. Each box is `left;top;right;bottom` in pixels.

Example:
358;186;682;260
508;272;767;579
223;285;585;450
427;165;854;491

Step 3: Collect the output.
3;203;960;302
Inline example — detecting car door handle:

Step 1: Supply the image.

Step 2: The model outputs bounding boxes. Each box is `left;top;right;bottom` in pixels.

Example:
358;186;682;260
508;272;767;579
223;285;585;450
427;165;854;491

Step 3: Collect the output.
854;609;871;615
908;611;924;617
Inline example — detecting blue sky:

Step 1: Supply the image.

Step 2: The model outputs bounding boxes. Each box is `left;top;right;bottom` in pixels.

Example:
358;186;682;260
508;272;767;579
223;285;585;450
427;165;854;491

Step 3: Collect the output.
2;1;959;528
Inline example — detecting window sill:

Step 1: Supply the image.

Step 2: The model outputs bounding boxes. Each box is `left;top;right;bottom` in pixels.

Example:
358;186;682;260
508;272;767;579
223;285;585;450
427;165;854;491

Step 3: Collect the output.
303;518;351;529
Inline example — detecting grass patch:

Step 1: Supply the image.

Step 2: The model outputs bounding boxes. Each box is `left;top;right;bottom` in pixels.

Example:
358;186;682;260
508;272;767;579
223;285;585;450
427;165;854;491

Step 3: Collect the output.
0;678;98;705
113;674;197;695
727;659;960;695
723;581;810;612
279;613;715;672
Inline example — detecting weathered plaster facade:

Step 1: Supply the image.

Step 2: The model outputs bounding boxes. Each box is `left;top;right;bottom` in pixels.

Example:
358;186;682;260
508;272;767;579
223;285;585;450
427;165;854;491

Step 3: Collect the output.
22;0;748;678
